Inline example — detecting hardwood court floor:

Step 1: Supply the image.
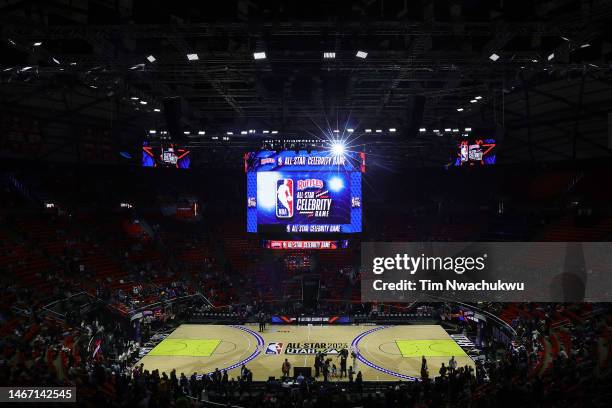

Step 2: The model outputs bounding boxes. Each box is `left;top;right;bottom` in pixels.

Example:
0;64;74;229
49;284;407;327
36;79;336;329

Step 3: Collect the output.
137;324;474;381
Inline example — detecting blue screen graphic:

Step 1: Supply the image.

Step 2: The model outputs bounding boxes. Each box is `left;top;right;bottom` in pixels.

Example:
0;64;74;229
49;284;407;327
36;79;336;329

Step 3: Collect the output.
246;150;363;233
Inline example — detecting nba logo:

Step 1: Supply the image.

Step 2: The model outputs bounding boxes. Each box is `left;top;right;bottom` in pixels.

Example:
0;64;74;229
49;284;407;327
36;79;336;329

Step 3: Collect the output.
266;342;283;355
460;144;468;162
276;179;294;218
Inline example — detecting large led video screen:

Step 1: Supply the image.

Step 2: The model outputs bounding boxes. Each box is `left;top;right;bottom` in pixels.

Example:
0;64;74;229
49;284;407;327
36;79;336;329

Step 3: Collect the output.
246;150;364;233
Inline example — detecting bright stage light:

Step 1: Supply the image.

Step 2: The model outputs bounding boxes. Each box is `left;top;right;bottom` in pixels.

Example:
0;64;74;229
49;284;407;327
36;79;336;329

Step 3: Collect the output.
149;130;156;134
33;42;42;46
419;128;426;132
365;129;372;133
489;53;500;61
347;128;354;133
153;108;160;112
330;142;346;156
253;51;266;60
457;108;464;112
465;127;472;132
187;53;199;61
324;52;336;59
147;55;156;63
548;53;555;61
198;131;206;135
475;96;482;100
356;50;368;59
389;128;396;132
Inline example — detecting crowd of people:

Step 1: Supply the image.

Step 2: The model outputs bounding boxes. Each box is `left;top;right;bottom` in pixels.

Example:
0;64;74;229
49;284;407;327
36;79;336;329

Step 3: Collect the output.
0;201;610;407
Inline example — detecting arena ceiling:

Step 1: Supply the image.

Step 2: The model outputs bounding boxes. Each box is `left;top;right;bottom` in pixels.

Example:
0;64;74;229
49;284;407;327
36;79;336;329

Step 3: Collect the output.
1;0;611;167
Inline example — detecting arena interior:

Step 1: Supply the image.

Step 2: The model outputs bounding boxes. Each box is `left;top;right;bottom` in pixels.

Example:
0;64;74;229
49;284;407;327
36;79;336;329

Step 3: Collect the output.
1;1;612;407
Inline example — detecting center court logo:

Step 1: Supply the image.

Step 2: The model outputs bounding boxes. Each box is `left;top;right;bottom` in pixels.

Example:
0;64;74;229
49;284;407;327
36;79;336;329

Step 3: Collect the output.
265;342;284;355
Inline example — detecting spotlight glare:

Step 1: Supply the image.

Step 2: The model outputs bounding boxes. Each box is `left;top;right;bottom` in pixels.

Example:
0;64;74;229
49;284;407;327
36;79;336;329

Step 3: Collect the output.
389;128;396;132
271;130;278;134
365;129;372;133
186;53;199;61
457;108;464;112
227;131;234;135
198;131;206;135
183;131;190;135
547;53;554;61
375;129;382;133
444;128;452;132
475;96;482;100
470;99;477;103
52;57;60;64
347;128;354;133
419;128;426;132
153;108;160;112
328;177;344;192
131;97;139;100
489;53;500;61
580;43;590;48
33;42;42;46
323;52;336;59
263;130;270;134
147;55;156;63
149;130;156;134
241;131;247;135
356;50;368;59
452;128;459;132
465;127;472;132
330;142;346;156
139;100;147;105
253;51;266;60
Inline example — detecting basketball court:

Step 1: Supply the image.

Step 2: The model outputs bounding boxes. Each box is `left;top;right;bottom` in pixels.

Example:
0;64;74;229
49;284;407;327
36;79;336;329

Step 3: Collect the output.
138;324;473;381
